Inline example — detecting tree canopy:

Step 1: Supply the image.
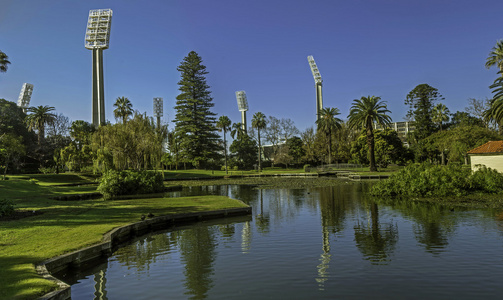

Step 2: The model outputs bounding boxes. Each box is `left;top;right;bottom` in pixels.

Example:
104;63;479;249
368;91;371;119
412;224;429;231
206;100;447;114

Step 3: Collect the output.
173;51;220;168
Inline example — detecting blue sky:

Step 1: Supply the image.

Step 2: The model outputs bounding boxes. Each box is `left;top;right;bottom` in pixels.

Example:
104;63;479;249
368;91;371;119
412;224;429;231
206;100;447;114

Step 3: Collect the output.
1;0;502;132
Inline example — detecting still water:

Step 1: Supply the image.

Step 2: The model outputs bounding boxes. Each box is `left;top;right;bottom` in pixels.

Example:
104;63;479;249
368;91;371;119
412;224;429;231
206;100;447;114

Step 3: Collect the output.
63;182;503;299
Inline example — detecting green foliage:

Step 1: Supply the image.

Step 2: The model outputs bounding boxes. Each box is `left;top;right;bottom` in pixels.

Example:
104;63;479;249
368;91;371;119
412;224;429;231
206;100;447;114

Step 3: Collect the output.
404;84;443;141
351;129;408;167
303;164;311;172
97;170;164;199
0;198;15;217
370;163;503;198
316;107;343;164
229;134;257;170
113;96;133;124
0;50;10;72
173;51;221;168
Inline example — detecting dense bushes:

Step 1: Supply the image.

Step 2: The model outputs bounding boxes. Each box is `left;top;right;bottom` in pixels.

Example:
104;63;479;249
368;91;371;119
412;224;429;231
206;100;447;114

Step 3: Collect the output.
97;170;164;199
0;199;15;217
370;163;503;197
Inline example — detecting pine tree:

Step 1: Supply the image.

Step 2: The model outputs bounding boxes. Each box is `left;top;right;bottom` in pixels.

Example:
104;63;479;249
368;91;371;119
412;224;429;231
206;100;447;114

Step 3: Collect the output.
173;51;221;168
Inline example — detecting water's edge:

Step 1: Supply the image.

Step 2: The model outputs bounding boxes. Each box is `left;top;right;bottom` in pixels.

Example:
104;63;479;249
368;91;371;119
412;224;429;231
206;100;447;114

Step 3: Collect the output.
36;206;252;300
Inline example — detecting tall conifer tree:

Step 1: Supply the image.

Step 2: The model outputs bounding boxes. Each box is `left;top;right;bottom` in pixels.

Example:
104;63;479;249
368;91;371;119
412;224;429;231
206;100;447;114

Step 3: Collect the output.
173;51;220;168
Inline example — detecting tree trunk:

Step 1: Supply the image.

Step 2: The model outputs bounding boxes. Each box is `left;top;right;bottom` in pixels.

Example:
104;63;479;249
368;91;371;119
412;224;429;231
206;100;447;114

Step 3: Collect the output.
328;130;332;165
258;129;262;172
224;131;228;174
367;128;377;172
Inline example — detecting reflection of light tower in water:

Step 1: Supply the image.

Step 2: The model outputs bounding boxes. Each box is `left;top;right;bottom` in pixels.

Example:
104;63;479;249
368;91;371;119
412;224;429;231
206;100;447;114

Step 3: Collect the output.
307;55;323;123
85;9;113;127
153;97;163;129
235;91;249;133
17;83;34;113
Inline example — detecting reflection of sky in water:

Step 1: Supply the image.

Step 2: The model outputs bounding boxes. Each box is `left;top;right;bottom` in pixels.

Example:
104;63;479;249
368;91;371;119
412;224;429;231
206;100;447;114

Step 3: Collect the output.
68;184;503;300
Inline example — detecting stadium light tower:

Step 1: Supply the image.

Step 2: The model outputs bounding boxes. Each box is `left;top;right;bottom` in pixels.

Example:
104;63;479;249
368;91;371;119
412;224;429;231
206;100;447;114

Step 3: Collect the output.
235;91;249;133
85;9;113;127
153;97;163;129
17;83;34;112
307;55;323;122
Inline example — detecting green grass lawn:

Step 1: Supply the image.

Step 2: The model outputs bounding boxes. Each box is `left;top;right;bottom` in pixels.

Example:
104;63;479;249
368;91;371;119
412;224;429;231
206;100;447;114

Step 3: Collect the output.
0;175;247;300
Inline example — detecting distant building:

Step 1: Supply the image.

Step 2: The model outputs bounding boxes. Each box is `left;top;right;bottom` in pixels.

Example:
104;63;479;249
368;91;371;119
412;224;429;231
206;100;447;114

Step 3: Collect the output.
467;141;503;172
374;121;415;142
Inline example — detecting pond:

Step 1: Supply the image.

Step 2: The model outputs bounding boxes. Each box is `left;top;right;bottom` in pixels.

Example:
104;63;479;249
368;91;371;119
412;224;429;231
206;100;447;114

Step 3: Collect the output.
59;182;503;299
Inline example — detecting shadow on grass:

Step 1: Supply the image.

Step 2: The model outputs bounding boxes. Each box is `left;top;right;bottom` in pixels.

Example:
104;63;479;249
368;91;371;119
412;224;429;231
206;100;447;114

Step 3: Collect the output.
0;255;57;299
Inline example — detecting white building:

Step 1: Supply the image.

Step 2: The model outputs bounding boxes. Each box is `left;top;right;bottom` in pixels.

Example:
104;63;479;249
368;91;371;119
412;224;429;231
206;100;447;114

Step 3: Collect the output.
467;141;503;172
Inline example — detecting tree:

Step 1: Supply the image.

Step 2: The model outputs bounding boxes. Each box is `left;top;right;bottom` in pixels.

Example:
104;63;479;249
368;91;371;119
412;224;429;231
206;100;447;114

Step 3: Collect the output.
405;84;443;140
173;51;220;168
46;113;70;137
351;129;408;167
485;40;503;73
113;97;133;124
348;96;391;171
216;115;232;174
0;50;10;73
263;116;281;163
300;127;317;164
432;103;450;131
316;107;342;165
25;105;57;146
0;134;26;179
251;112;267;171
465;98;490;127
229;134;257;170
286;136;305;166
231;122;246;140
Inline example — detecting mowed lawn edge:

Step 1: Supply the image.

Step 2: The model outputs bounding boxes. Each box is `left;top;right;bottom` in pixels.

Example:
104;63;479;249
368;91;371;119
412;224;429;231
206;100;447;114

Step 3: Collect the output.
0;177;248;300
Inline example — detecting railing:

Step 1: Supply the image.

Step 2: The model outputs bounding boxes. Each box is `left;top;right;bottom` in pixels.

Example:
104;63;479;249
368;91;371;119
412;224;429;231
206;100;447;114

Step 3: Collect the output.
306;163;364;173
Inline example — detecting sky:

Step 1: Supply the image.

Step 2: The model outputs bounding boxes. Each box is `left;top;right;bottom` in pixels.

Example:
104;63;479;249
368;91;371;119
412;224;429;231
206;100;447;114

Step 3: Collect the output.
1;0;503;132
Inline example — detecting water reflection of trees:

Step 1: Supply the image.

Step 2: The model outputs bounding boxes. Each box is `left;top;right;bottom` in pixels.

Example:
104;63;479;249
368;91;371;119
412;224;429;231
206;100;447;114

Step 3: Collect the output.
354;202;398;264
378;199;457;255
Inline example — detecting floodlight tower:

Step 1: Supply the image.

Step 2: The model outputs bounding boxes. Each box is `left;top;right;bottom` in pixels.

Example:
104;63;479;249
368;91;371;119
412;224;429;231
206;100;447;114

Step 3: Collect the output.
235;91;249;133
153;97;163;129
307;55;323;122
17;83;34;112
85;9;113;127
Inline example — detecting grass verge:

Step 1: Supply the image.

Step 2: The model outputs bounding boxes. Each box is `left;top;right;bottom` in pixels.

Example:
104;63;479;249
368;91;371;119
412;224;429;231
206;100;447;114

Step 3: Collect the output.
0;176;247;300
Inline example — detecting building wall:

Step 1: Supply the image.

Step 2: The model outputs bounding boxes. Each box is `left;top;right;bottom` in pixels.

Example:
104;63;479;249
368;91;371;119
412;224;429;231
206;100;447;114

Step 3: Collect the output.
470;154;503;172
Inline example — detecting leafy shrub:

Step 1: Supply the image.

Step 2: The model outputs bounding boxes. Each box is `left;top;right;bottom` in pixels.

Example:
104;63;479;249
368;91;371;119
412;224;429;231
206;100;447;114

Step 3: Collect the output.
38;167;55;174
370;163;503;198
98;170;164;199
0;199;15;217
304;164;311;172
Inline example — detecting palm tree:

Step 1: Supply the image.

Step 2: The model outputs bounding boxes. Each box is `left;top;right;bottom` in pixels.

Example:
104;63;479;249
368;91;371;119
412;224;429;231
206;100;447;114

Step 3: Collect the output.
485;73;503;133
316;107;342;165
216;115;232;174
347;96;391;172
113;97;133;124
486;40;503;73
0;50;10;73
25;105;57;146
251;112;267;172
231;122;245;140
432;103;450;131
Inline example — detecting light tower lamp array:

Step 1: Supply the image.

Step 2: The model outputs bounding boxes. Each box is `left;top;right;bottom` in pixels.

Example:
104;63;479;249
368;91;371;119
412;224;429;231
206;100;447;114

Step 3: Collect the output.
17;83;34;112
307;55;323;122
153;97;163;129
235;91;249;133
85;8;113;127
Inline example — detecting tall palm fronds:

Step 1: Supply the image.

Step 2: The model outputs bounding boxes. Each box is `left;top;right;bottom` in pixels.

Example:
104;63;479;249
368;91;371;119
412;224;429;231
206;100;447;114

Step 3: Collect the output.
113;97;133;124
216;115;232;174
484;73;503;132
25;105;57;146
347;96;391;171
251;112;267;171
316;107;342;165
486;40;503;73
432;103;450;131
0;50;10;73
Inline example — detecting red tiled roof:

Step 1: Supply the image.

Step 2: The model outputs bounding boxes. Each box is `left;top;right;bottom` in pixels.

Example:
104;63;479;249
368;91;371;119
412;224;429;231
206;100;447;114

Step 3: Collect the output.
467;141;503;154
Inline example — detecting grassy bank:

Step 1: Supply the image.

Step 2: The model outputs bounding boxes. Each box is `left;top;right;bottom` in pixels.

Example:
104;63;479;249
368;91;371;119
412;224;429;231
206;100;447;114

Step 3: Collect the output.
0;175;247;300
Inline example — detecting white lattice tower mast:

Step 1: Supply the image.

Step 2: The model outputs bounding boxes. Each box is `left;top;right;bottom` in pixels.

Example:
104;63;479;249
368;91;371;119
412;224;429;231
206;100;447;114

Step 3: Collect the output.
85;9;112;127
235;91;249;133
153;97;163;129
307;55;323;122
17;83;34;112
